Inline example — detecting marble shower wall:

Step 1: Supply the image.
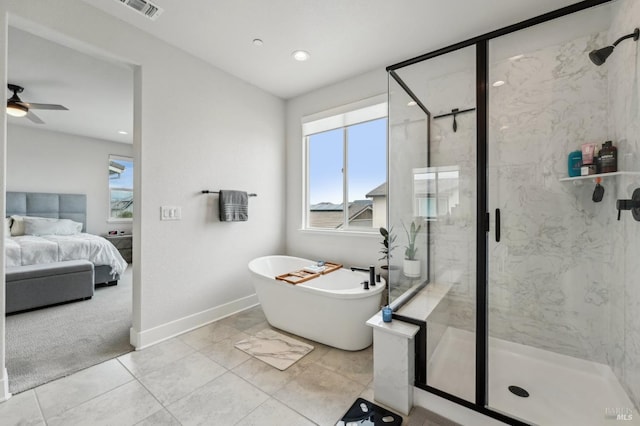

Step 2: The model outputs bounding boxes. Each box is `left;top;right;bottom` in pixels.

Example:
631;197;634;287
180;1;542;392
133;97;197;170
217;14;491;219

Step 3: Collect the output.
608;0;640;409
389;49;476;303
422;30;615;364
406;55;479;362
426;64;477;332
486;30;613;363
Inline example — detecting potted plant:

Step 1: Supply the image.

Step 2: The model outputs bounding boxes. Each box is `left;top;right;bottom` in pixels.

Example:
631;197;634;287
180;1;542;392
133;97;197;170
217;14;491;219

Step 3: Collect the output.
379;227;400;283
378;226;397;307
379;226;396;263
402;220;422;278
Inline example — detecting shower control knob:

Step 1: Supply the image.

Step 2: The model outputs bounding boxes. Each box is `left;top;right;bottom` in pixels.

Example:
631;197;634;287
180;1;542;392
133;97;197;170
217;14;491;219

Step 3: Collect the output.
616;188;640;221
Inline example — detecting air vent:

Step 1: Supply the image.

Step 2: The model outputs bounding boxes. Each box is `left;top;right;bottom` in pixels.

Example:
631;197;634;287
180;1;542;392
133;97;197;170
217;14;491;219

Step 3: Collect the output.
117;0;163;21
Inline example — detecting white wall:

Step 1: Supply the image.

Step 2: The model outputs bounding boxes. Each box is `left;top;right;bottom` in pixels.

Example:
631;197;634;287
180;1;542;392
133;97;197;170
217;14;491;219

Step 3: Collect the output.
285;69;387;269
0;0;285;400
7;125;133;235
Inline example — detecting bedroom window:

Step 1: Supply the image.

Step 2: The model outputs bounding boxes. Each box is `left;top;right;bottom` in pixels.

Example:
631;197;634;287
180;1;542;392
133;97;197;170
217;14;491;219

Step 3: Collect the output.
303;98;387;232
109;155;134;221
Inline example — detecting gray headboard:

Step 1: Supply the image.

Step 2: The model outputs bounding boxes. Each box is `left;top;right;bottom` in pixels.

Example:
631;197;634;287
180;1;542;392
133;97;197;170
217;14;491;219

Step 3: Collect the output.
6;192;87;232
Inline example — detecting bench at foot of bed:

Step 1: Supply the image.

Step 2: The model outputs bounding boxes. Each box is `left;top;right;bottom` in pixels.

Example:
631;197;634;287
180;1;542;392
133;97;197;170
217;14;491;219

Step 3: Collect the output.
6;260;95;314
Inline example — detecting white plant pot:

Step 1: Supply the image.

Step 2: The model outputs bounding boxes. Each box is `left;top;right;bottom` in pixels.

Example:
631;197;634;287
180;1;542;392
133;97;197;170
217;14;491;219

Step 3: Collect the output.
403;259;421;278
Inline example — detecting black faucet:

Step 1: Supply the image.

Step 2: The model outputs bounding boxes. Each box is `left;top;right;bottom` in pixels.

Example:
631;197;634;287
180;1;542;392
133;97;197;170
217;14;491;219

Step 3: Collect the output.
350;265;375;290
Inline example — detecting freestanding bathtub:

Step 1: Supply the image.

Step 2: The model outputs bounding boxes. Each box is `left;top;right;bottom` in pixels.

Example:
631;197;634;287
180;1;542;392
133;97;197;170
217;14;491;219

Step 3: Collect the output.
248;255;386;351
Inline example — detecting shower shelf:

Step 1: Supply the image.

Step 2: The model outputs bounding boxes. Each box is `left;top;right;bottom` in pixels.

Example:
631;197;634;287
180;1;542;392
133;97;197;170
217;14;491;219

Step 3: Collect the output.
559;171;640;182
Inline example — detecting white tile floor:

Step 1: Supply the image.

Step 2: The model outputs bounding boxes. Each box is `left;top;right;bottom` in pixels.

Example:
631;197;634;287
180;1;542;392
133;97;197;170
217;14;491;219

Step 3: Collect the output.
0;306;449;426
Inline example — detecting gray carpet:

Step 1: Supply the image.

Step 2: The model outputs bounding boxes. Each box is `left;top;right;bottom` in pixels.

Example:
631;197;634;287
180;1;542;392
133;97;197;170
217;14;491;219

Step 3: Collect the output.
6;267;133;394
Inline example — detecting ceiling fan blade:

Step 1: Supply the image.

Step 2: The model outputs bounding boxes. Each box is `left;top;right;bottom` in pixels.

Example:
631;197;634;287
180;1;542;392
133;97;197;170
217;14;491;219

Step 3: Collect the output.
24;102;68;111
26;110;45;124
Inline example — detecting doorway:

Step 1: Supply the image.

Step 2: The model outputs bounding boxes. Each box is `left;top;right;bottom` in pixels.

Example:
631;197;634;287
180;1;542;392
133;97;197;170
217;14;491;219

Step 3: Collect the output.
4;22;139;394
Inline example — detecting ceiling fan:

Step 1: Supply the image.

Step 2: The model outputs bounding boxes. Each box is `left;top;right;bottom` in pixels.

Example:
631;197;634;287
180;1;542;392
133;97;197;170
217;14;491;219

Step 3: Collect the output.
6;83;68;124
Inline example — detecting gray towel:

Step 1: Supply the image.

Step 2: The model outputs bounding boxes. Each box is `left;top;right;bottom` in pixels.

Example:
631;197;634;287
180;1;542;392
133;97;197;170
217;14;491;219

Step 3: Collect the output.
219;190;248;222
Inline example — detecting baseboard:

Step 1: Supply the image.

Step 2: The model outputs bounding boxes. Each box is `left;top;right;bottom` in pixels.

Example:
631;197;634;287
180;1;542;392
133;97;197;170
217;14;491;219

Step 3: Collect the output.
0;368;11;402
413;386;504;426
130;293;259;350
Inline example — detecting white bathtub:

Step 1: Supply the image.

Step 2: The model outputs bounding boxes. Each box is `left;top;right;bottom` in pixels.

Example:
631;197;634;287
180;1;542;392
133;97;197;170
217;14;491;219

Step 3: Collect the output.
248;255;385;351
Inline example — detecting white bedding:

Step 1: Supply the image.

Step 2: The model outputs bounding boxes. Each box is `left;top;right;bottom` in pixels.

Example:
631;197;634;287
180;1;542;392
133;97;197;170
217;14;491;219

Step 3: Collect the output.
5;233;128;276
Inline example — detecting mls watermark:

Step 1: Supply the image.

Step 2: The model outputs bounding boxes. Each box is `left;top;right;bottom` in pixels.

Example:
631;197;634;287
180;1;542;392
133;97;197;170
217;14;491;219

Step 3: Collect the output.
605;408;634;421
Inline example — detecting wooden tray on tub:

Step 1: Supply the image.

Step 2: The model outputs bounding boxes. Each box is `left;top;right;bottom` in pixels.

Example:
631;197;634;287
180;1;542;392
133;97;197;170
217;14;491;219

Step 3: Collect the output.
275;262;343;285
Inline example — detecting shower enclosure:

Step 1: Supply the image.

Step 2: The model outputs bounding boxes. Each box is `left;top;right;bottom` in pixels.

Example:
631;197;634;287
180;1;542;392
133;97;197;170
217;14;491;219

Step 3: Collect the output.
386;0;640;424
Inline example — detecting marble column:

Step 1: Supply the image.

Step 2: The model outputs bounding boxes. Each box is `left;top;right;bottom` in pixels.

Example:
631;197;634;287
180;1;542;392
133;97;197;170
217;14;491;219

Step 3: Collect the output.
367;312;419;415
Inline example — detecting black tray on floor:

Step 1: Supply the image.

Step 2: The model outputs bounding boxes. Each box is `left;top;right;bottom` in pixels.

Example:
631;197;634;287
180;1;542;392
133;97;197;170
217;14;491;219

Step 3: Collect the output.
336;397;402;425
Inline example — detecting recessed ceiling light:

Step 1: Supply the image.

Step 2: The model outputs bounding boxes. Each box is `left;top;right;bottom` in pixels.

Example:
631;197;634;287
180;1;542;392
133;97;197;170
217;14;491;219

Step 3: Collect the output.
500;125;509;131
407;101;417;107
118;130;128;135
292;50;310;61
252;38;263;47
492;80;505;87
509;54;524;61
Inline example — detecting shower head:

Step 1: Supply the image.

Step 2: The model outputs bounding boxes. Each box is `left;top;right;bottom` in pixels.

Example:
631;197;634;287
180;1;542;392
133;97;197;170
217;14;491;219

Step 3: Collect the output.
589;28;639;66
589;46;614;66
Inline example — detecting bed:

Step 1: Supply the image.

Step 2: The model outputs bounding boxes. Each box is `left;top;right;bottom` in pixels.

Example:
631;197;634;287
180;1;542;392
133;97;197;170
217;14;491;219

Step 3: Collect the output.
5;191;128;286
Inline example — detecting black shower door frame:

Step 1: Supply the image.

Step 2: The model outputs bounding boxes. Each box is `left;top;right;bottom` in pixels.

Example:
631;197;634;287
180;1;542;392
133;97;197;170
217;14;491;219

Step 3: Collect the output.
387;0;612;424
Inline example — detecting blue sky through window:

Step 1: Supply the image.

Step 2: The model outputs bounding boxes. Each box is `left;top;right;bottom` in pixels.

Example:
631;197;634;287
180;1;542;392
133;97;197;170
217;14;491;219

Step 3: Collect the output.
109;157;133;219
309;128;343;204
348;118;386;203
308;118;386;205
110;158;134;190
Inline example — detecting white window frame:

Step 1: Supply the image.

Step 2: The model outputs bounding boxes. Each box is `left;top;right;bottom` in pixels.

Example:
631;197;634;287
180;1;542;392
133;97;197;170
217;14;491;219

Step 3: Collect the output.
302;95;387;233
108;154;134;223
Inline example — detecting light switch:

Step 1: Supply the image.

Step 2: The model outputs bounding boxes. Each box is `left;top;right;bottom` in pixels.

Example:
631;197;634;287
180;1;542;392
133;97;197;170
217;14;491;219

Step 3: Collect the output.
160;206;181;221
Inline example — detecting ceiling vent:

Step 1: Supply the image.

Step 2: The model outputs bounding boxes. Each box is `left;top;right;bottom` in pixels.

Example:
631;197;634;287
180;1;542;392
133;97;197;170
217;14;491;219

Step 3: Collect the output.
116;0;163;21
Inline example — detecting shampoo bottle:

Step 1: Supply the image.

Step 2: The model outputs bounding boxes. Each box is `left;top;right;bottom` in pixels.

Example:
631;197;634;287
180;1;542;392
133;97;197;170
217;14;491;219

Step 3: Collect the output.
599;141;617;173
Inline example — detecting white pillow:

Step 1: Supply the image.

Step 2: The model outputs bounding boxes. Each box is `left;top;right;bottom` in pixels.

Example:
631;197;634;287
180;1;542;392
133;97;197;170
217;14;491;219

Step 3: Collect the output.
22;216;83;236
10;215;24;236
4;217;11;236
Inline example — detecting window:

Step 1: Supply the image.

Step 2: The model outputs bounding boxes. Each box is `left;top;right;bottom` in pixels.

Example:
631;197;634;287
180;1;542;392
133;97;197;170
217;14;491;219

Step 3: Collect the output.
109;155;133;221
413;166;459;220
304;100;387;231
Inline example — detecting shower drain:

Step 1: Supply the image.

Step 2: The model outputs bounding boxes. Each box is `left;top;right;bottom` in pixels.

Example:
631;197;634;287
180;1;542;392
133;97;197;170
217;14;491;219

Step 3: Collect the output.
508;385;530;398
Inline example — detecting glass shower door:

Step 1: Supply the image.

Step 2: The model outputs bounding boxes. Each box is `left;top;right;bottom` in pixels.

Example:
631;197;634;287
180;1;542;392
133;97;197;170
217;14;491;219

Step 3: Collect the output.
388;45;478;403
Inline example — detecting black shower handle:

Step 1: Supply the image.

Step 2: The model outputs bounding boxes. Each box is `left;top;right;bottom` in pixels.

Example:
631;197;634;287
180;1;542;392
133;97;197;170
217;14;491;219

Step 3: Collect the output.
495;208;501;242
616;189;640;221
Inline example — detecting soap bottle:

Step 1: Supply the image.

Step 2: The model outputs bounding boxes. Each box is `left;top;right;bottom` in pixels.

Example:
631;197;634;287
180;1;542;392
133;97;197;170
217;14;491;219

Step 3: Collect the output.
568;150;582;177
599;141;617;173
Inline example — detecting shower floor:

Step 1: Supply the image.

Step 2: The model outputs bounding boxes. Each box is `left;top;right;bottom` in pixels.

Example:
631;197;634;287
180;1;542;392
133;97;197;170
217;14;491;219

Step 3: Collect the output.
427;327;639;426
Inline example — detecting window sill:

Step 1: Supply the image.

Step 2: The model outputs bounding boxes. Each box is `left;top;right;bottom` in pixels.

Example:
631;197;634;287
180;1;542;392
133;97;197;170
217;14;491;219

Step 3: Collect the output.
108;218;133;224
298;228;380;238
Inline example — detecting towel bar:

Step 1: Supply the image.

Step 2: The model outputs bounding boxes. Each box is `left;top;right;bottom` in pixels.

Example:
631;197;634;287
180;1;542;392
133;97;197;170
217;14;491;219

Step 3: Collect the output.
201;190;257;197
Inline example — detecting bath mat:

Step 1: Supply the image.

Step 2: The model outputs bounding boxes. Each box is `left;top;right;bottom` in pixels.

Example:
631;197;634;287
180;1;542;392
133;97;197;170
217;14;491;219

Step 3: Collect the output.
337;397;402;425
234;329;313;370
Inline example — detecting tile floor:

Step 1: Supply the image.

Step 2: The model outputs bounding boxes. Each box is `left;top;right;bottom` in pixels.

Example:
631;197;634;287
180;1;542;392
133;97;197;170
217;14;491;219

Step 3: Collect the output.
0;306;456;426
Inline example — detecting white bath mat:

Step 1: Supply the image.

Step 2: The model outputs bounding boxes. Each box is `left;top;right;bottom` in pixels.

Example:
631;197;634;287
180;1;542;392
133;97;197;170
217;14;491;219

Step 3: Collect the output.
234;329;313;370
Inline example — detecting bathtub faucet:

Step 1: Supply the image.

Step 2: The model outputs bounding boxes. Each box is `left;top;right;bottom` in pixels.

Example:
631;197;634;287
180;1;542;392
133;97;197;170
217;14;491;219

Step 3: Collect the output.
350;265;375;290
